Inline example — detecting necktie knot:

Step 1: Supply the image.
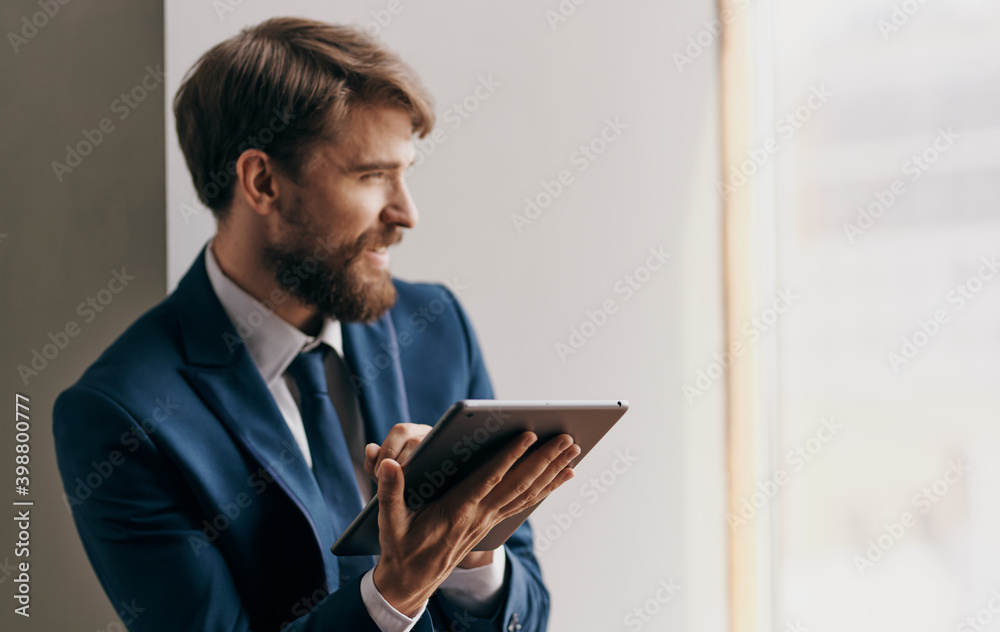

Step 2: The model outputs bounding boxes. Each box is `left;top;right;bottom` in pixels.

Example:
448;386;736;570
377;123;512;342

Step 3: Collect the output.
286;345;330;396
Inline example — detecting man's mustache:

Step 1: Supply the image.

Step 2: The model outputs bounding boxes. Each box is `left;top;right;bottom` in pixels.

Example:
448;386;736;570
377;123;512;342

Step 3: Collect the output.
351;228;403;258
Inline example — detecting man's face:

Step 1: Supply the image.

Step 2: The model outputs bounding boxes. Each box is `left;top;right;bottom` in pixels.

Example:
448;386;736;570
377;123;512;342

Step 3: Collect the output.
262;105;418;323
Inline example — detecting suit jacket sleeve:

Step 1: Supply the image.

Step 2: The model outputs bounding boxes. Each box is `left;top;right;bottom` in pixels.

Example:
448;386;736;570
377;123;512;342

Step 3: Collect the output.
428;286;551;632
54;384;387;632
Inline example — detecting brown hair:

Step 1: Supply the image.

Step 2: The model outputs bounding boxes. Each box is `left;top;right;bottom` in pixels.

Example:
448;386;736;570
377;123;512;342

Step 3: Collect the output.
173;17;435;219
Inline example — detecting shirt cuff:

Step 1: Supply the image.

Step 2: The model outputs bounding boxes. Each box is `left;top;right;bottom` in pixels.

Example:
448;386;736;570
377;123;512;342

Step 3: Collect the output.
437;546;508;618
360;568;427;632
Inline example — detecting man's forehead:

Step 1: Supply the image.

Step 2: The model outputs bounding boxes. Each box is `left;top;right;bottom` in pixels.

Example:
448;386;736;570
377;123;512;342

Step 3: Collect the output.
317;106;416;167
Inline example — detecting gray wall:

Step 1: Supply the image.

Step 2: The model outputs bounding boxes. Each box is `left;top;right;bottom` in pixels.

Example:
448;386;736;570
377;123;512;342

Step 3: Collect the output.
167;2;728;631
0;0;165;629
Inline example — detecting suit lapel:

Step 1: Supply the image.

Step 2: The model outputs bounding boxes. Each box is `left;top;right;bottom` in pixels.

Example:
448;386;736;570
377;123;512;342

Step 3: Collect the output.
172;248;342;589
342;312;411;445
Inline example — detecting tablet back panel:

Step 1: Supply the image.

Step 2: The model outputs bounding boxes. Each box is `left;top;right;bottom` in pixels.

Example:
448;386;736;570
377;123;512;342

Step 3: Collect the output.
332;399;629;556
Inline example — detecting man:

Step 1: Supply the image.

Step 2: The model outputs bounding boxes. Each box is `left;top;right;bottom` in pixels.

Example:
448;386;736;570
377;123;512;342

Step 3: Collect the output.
53;17;579;632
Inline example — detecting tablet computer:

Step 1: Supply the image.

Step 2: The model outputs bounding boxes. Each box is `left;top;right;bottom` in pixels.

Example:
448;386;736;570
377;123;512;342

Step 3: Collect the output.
331;399;629;556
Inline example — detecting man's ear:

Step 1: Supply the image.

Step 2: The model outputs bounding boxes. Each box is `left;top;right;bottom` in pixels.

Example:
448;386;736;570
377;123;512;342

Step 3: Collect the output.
234;149;282;217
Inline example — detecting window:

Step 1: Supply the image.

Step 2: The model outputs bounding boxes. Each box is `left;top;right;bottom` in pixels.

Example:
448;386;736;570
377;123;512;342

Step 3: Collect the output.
723;1;1000;629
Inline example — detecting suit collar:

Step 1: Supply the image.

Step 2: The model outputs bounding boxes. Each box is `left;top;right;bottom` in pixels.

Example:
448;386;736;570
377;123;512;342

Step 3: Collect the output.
172;244;243;368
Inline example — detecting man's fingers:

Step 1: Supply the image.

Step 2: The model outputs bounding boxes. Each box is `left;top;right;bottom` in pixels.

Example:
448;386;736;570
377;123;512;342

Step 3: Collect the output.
451;431;537;506
364;443;380;479
498;451;578;517
520;467;577;513
376;459;409;542
376;436;421;477
485;435;576;510
394;437;422;469
367;424;432;480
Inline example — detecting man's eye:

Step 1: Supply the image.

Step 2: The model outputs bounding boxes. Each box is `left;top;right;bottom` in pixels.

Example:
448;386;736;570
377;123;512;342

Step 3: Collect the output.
361;172;386;181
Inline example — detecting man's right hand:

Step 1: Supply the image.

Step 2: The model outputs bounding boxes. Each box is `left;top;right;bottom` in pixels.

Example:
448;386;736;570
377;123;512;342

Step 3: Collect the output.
371;431;580;617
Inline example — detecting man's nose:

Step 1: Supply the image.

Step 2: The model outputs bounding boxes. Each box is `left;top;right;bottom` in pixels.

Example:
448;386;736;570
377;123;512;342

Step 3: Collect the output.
381;178;418;229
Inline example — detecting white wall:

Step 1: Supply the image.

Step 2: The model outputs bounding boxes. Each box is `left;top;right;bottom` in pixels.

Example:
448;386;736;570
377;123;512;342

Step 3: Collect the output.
166;2;727;630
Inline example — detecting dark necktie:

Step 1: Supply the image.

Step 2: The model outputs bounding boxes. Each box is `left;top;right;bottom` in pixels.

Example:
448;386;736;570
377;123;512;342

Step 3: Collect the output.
286;344;375;585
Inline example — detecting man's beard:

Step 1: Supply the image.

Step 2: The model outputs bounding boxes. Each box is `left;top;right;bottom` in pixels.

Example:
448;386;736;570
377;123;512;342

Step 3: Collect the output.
262;204;401;324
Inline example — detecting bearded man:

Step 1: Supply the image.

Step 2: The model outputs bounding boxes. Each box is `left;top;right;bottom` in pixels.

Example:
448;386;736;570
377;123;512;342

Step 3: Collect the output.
53;17;577;632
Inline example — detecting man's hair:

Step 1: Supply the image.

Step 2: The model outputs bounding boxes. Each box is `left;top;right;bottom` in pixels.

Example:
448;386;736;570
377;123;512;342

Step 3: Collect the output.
173;17;435;219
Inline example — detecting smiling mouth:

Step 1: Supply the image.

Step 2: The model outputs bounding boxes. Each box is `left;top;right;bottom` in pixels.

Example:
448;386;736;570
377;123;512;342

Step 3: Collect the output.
357;229;402;264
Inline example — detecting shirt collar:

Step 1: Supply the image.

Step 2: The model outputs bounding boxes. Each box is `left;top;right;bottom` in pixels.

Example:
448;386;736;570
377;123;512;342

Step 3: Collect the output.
204;240;344;387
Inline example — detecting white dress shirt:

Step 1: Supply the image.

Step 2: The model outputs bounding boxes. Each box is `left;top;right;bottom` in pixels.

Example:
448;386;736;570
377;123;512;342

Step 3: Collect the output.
204;243;506;631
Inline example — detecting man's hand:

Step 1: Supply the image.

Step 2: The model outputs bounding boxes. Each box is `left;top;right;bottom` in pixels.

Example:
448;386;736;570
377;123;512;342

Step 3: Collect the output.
364;423;432;481
371;431;580;617
364;423;498;570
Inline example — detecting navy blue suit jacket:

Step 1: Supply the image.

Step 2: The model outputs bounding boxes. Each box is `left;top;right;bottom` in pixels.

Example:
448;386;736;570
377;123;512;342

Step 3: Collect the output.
53;250;549;632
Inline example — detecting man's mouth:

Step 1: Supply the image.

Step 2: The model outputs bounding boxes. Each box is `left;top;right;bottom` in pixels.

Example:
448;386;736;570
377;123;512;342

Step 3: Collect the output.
363;244;391;267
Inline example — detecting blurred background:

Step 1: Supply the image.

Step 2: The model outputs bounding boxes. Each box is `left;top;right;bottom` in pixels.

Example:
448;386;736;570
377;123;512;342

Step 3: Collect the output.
759;0;1000;630
0;0;996;631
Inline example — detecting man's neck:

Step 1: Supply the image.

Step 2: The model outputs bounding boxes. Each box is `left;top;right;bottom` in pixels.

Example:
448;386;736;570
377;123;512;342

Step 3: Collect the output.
211;235;324;336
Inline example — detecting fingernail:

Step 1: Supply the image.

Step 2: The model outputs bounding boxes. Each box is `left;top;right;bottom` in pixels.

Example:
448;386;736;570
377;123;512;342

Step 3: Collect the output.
559;436;573;451
523;434;537;448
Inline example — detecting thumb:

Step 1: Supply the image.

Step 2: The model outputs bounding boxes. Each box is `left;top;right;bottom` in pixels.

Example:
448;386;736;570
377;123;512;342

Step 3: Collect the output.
376;459;408;541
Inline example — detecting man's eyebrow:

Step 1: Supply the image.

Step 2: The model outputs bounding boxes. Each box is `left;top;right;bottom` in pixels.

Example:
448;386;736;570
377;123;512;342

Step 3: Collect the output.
344;157;416;173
